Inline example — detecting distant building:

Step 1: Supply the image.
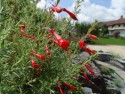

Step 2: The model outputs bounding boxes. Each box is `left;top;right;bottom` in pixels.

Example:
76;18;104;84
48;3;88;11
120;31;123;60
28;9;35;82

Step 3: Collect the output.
101;16;125;37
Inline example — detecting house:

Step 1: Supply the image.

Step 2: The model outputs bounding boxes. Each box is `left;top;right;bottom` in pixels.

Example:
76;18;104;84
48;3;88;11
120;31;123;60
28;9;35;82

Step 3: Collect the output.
101;16;125;37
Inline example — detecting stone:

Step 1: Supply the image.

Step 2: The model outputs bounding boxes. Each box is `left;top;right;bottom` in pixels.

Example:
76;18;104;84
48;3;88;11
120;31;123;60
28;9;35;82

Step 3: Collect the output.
72;52;90;64
82;87;93;94
97;52;113;62
113;58;125;70
110;60;124;70
73;52;125;94
115;58;125;64
98;50;103;52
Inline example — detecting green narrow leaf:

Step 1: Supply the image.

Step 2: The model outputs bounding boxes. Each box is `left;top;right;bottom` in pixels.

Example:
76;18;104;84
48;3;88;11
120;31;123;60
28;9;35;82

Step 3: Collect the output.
1;40;4;48
56;0;60;6
0;17;9;22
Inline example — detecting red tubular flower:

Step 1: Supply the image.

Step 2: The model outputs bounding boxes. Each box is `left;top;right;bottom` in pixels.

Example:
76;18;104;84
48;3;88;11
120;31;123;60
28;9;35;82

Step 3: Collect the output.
63;8;78;20
21;24;26;29
58;84;64;94
21;33;35;40
79;41;86;48
89;34;99;40
51;6;63;13
50;29;62;41
78;40;95;54
31;60;38;69
31;51;45;60
53;39;69;51
50;29;70;51
60;40;69;51
46;45;50;56
83;47;96;55
85;65;94;75
51;6;77;20
82;71;89;81
63;82;78;90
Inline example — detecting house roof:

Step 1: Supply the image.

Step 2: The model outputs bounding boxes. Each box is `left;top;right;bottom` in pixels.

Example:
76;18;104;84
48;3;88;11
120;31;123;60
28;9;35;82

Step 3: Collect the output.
101;17;125;26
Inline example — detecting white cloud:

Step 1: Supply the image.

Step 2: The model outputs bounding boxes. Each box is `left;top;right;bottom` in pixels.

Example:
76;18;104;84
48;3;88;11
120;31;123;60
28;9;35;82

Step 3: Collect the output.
70;0;125;23
36;0;54;10
111;0;125;9
37;0;47;9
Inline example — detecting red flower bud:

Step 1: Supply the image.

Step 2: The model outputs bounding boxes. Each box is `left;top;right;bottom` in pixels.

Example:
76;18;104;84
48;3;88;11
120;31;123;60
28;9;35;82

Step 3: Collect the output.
21;33;35;40
83;47;96;55
31;60;38;69
85;65;94;75
58;84;64;94
79;41;86;48
89;34;99;40
46;45;50;56
63;8;78;20
63;82;78;90
82;72;89;81
31;51;45;60
21;24;26;29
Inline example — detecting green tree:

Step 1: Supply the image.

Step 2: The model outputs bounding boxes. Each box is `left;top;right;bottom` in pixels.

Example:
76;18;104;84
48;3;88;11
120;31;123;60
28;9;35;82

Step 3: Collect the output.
74;22;108;37
75;22;91;36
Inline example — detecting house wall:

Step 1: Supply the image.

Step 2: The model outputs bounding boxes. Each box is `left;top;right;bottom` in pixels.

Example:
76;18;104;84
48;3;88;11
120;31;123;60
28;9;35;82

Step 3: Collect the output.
109;30;125;37
119;30;125;37
108;24;125;30
108;24;125;37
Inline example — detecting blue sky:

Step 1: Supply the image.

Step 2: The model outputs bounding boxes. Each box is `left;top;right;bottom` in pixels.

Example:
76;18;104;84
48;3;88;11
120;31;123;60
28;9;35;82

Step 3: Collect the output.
58;0;73;7
91;0;111;8
58;0;111;8
37;0;125;23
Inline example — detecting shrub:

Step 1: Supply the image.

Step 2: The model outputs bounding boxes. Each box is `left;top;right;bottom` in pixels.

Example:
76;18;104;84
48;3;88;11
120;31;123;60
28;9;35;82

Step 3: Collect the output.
0;0;98;93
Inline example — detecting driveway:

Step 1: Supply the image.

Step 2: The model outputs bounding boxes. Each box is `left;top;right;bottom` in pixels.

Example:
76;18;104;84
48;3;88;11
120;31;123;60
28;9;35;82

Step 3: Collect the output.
88;45;125;58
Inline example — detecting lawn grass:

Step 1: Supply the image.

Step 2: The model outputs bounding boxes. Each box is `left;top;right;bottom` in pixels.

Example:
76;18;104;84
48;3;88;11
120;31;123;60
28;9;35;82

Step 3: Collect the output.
92;37;125;45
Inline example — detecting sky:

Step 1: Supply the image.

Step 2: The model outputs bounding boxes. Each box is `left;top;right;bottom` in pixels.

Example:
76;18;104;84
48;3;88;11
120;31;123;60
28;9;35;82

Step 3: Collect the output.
37;0;125;23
